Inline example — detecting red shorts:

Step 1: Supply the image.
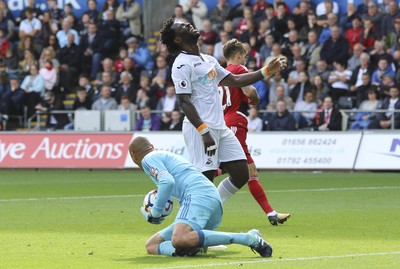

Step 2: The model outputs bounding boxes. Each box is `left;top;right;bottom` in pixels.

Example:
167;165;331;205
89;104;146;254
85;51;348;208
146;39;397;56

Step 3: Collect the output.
225;113;254;164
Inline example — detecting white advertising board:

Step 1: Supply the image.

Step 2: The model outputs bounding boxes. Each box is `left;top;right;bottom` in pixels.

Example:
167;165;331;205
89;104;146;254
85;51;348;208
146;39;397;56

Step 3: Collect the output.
247;132;362;169
124;132;363;170
354;132;400;170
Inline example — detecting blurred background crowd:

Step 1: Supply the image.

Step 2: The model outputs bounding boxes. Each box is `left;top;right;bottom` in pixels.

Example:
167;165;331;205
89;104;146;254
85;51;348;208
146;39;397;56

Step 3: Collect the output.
0;0;399;132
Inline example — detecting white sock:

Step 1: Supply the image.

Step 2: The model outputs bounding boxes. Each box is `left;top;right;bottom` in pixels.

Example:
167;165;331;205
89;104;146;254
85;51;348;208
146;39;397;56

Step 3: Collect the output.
267;210;277;217
217;177;239;203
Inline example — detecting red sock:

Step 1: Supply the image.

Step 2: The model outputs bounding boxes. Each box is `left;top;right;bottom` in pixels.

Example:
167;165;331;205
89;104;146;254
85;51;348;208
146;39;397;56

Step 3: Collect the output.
248;176;274;214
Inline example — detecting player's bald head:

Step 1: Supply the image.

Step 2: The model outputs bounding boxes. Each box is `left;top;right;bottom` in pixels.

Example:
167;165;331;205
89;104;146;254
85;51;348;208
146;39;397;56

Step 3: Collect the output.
129;136;153;165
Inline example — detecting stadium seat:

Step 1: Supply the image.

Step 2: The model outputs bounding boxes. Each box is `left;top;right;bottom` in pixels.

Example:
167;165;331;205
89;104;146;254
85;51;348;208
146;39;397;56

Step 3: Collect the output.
104;110;132;131
74;110;101;131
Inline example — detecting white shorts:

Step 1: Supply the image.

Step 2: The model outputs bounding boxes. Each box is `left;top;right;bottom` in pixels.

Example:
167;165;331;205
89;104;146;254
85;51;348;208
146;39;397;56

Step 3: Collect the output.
182;122;246;172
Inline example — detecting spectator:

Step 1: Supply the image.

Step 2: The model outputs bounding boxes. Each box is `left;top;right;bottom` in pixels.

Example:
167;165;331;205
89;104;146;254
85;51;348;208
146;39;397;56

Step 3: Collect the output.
268;72;289;104
156;85;179;114
115;71;137;104
369;40;393;70
78;75;96;101
247;107;263;132
16;35;38;61
116;0;142;37
76;13;90;37
172;4;192;25
200;19;218;45
309;59;330;82
114;48;128;73
316;0;339;17
213;30;230;63
299;13;322;42
318;13;338;45
0;9;14;41
135;105;161;131
320;25;349;66
1;77;26;117
371;58;395;86
376;74;396;99
45;34;60;54
135;88;152;110
347;43;364;71
18;7;41;40
91;85;118;111
362;1;384;31
349;52;373;92
56;18;79;48
293;91;318;129
385;18;400;52
227;0;251;21
287;58;306;90
0;28;10;58
259;34;274;63
98;10;120;56
345;17;363;52
101;0;119;20
73;87;92;111
3;48;18;73
152;55;171;85
57;33;80;93
316;0;335;27
125;37;154;71
18;49;38;75
209;0;231;32
354;73;372;108
94;58;117;85
21;65;45;117
267;84;294;111
292;0;309;30
328;60;352;102
351;88;380;130
265;100;296;131
368;86;400;129
97;72;118;97
118;95;136;112
83;0;100;24
235;7;253;39
161;110;183;131
270;2;289;43
303;30;322;74
0;1;15;24
39;60;57;91
317;96;342;131
34;91;68;130
37;11;59;48
182;0;208;31
79;23;103;80
360;18;380;51
311;74;329;105
119;57;139;87
339;3;357;31
293;0;316;15
46;0;63;25
62;4;77;28
356;0;369;16
290;71;313;104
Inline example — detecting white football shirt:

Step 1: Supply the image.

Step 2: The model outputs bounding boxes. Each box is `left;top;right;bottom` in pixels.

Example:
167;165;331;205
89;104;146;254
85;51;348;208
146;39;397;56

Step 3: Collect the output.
172;52;230;129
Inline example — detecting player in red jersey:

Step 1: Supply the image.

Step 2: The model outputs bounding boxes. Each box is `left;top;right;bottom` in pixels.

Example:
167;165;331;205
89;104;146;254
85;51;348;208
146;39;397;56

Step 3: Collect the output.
219;39;290;225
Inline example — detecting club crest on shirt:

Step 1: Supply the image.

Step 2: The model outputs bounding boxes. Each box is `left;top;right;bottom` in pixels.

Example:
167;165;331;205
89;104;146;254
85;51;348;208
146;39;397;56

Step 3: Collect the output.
179;80;188;88
205;158;213;167
150;167;159;179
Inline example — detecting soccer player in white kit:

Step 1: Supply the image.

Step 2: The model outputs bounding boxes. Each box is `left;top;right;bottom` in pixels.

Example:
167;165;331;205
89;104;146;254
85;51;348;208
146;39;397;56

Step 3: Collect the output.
160;18;286;202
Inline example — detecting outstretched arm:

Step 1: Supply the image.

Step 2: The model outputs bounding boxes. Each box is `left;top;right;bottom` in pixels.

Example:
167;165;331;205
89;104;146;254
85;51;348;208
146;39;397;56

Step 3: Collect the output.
220;57;286;88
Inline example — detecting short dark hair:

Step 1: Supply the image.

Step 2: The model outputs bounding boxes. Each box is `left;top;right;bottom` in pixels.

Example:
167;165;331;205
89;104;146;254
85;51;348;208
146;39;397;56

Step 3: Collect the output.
160;17;181;56
223;38;246;60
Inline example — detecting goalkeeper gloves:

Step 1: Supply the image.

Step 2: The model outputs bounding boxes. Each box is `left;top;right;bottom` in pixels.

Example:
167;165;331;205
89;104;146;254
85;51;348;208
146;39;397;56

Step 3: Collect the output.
140;207;165;224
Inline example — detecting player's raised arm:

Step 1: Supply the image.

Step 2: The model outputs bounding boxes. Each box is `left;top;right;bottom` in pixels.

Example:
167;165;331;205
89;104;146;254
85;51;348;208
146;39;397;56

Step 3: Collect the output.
221;57;287;88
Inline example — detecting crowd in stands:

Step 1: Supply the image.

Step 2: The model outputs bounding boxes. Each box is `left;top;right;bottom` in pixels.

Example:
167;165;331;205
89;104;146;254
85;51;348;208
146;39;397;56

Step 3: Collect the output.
1;0;400;131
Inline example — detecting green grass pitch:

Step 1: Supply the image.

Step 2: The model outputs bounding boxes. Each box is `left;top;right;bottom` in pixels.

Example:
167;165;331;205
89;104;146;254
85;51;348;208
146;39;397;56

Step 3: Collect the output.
0;170;399;269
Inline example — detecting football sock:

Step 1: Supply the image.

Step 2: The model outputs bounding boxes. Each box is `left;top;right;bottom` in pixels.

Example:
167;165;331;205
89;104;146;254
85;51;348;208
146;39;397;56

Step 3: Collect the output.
248;176;274;214
217;177;239;203
197;230;250;247
158;241;176;256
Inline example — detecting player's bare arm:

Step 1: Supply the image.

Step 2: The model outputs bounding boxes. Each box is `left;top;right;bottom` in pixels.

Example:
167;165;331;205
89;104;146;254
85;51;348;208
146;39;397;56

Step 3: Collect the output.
177;94;217;157
221;58;287;88
242;85;260;105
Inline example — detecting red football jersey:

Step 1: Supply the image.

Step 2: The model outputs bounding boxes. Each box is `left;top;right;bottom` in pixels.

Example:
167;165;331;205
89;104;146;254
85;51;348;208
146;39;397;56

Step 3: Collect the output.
220;64;249;118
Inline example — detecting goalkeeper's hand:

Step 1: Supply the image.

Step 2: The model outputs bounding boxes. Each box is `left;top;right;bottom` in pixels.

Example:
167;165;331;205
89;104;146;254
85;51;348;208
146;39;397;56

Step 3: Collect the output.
140;207;165;224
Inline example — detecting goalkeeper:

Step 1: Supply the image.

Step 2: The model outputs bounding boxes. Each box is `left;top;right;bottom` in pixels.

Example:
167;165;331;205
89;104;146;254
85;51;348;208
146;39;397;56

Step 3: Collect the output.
129;136;273;257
